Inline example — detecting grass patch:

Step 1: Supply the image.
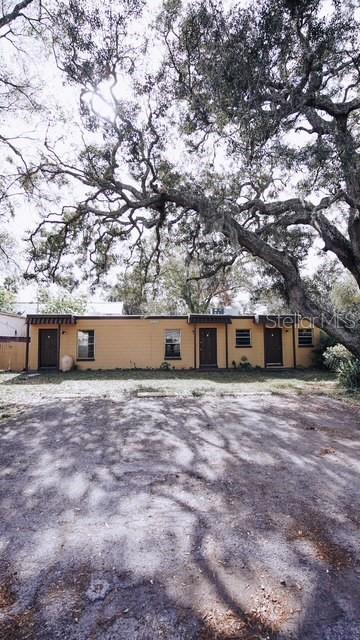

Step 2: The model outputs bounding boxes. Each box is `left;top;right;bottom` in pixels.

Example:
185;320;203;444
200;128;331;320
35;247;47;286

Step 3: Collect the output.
0;367;337;392
0;403;20;421
1;367;335;384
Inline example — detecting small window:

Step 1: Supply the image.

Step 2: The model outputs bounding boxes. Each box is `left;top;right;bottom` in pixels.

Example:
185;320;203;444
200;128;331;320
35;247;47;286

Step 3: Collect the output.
165;329;181;359
77;330;95;359
235;329;251;347
298;328;313;347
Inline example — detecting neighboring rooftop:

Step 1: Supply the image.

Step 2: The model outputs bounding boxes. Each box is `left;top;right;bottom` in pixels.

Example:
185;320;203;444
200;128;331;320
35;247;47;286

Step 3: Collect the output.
0;310;25;318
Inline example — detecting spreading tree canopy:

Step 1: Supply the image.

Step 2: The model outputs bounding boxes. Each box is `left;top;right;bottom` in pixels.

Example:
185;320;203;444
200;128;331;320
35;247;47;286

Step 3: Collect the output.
27;0;360;355
110;238;249;314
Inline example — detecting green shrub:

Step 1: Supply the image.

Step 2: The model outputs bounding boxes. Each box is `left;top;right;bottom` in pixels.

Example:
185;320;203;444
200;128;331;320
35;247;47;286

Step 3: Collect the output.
323;344;352;371
323;343;360;390
159;361;171;370
238;356;253;371
239;361;253;371
312;331;337;368
338;358;360;390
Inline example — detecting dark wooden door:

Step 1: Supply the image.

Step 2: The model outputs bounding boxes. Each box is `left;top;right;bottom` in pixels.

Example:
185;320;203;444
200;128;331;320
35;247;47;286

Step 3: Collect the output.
264;328;283;366
39;329;58;368
199;328;217;367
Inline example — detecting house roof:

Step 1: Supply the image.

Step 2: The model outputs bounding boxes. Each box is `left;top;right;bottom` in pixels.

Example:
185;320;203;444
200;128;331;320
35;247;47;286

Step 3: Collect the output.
187;314;232;324
26;313;303;324
27;314;77;325
26;313;241;323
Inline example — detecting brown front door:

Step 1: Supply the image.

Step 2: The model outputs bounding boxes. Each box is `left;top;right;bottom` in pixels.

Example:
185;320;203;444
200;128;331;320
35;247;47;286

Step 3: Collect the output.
264;328;283;366
199;328;217;367
39;329;58;368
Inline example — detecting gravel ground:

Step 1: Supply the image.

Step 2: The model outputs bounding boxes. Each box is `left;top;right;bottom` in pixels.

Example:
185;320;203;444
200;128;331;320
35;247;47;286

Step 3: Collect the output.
0;394;359;639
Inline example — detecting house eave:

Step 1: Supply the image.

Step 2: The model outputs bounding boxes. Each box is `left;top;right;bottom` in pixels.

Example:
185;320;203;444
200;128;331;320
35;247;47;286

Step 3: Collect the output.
27;314;77;325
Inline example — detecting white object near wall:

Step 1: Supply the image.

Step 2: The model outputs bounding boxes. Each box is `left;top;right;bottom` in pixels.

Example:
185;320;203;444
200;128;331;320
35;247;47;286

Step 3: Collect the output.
60;354;74;372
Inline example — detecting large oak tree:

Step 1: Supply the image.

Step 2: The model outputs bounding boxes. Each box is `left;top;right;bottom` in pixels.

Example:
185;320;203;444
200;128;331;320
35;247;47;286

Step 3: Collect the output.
29;0;360;355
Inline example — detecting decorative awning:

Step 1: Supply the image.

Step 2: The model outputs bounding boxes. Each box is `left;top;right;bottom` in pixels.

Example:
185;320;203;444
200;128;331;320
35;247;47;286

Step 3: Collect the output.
187;314;232;324
27;314;77;325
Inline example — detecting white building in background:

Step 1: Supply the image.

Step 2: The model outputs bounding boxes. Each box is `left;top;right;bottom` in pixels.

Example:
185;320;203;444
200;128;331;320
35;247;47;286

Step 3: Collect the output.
0;311;26;337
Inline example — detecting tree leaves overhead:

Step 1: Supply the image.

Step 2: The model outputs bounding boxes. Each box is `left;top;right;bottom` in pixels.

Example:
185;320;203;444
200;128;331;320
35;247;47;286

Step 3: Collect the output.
0;0;43;219
160;0;359;162
53;0;144;122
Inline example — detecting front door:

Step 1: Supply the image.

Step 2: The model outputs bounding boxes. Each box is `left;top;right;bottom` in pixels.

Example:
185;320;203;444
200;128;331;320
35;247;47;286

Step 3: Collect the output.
264;328;283;366
199;328;217;367
39;329;58;368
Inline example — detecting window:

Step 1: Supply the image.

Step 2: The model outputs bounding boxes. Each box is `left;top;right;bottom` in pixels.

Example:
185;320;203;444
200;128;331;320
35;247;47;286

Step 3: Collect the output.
235;329;251;347
165;329;181;359
77;330;95;359
298;328;313;347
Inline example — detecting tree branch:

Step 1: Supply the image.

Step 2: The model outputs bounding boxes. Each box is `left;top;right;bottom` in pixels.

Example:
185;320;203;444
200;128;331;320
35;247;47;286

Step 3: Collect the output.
0;0;34;30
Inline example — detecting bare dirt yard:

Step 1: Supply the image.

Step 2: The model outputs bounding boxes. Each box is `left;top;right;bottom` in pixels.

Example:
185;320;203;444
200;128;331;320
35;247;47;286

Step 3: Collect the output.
0;368;340;403
0;374;359;639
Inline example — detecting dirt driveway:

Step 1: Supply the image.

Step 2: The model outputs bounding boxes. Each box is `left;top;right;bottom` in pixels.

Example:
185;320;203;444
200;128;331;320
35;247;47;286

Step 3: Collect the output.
0;394;359;639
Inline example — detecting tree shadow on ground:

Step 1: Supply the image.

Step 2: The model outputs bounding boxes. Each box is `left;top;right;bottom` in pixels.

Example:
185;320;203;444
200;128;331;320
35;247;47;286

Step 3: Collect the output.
0;395;359;639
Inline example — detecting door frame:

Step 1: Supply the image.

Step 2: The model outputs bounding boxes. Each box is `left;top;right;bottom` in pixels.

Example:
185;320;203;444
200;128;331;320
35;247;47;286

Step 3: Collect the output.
38;328;59;369
199;327;218;368
264;327;283;367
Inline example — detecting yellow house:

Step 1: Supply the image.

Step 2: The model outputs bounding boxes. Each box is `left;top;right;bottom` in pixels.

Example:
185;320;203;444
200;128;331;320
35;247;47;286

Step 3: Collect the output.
25;313;319;371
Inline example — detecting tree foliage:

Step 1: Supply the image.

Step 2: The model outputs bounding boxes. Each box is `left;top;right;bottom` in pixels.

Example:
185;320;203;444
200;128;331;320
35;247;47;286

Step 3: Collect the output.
0;249;19;311
111;248;248;314
0;288;16;312
24;0;360;356
37;287;87;314
0;1;46;217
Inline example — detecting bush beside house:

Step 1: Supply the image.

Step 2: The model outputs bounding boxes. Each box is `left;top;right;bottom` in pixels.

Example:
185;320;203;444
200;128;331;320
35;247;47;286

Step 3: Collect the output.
323;344;360;390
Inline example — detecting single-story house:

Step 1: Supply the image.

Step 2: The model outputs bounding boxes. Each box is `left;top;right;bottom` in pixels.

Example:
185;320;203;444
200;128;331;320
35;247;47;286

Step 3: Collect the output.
24;313;320;371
